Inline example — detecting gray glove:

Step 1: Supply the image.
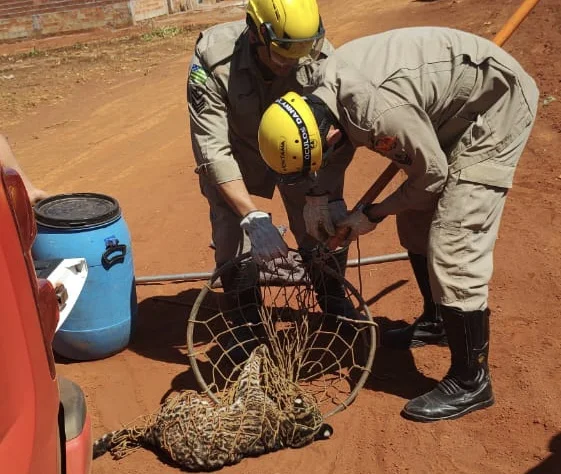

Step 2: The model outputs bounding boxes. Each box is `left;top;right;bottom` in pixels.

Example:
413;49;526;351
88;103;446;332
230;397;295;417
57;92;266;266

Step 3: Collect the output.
240;211;289;265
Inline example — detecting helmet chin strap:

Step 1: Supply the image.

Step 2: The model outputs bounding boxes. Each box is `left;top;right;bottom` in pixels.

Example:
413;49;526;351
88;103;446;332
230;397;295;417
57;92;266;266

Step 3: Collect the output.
304;95;349;169
304;95;338;150
248;33;277;81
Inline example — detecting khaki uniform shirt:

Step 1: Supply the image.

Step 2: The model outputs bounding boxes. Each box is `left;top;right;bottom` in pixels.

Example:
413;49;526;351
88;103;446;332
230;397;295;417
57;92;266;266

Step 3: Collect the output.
311;27;538;216
188;20;333;199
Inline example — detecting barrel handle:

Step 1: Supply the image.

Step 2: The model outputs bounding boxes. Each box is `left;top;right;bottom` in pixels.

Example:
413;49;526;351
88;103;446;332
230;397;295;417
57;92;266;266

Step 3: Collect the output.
101;244;127;269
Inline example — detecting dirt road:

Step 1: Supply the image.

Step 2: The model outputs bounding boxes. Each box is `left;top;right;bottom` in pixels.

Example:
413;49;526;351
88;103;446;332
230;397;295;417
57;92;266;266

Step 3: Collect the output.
2;0;561;472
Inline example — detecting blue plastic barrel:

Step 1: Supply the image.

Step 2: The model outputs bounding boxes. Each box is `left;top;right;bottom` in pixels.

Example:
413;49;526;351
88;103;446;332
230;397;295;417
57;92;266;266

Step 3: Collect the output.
32;193;137;361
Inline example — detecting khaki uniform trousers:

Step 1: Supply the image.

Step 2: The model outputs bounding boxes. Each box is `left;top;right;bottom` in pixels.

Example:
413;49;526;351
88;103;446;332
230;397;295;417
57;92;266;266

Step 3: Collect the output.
396;97;537;312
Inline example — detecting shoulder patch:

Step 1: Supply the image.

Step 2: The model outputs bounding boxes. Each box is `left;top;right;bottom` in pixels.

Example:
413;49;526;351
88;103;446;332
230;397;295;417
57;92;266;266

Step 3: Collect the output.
373;135;398;154
189;64;208;85
372;134;412;166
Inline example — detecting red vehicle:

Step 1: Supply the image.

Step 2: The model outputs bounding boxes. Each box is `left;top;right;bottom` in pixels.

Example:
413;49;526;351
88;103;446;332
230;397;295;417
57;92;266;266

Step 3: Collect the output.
0;165;92;474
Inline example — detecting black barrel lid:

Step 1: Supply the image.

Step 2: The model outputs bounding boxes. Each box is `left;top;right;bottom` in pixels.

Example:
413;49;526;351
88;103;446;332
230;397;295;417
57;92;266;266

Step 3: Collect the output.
34;193;121;229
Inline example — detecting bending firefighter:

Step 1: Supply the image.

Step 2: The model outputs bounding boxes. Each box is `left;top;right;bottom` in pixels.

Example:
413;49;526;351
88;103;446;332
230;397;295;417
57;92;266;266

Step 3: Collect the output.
186;0;356;361
258;27;539;421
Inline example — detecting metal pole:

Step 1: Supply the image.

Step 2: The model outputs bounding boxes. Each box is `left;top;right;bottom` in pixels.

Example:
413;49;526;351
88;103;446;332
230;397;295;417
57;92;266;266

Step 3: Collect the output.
136;271;213;284
347;252;408;267
135;251;409;284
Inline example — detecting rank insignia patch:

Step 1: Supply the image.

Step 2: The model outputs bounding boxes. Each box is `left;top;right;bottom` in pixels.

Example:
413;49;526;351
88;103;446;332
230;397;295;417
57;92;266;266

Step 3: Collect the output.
189;86;206;114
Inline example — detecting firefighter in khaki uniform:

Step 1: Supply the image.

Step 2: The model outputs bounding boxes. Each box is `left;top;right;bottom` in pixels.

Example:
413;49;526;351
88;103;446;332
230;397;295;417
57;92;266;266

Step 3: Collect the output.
187;0;356;358
258;27;539;422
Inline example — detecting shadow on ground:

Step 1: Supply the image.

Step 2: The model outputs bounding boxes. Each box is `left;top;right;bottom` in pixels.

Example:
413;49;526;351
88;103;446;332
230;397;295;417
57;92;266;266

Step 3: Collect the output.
53;285;201;366
363;315;439;400
129;286;205;365
108;278;439;405
526;432;561;474
361;279;439;400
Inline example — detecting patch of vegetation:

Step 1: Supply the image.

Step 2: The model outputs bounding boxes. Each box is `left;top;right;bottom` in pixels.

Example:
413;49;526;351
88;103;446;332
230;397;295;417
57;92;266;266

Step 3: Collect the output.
141;25;182;42
21;47;47;59
0;22;211;65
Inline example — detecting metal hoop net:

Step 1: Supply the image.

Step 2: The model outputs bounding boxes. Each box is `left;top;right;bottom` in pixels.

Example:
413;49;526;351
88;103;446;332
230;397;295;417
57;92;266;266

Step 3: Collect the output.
186;250;377;418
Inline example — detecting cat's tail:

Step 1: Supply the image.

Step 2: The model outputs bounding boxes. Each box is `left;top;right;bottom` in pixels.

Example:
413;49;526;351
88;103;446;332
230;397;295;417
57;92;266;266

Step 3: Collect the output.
93;427;144;460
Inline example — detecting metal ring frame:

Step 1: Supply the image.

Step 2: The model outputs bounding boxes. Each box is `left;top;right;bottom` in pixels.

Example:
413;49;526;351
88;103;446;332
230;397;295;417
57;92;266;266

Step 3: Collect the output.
186;251;377;419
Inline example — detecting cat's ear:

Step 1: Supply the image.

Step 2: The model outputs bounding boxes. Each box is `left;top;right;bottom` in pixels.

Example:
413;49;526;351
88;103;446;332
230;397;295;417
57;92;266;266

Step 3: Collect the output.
314;423;333;441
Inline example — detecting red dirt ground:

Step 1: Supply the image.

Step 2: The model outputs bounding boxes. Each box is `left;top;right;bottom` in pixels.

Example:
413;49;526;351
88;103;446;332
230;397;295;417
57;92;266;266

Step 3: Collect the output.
3;0;561;472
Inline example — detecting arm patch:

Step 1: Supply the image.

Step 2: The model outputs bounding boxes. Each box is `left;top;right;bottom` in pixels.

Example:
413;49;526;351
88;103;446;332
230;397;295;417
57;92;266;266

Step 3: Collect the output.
189;64;208;85
189;84;207;115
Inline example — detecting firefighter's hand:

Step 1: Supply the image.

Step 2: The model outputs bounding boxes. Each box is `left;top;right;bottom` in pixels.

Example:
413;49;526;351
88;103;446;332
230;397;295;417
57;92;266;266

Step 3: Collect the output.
304;194;349;243
240;211;289;265
337;207;381;244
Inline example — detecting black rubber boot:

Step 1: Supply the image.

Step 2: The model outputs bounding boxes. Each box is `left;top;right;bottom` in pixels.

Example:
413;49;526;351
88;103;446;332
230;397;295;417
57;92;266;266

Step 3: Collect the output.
301;247;358;319
301;247;371;358
382;252;447;349
220;260;262;364
401;306;494;422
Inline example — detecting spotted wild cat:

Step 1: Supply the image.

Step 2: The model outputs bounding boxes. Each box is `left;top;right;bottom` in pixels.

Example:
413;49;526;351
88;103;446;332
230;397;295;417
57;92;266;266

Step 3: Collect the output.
93;345;332;470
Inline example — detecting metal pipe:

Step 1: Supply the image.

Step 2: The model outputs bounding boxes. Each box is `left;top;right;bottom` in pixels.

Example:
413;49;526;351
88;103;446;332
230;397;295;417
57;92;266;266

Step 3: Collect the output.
347;252;408;267
135;251;409;284
136;271;212;284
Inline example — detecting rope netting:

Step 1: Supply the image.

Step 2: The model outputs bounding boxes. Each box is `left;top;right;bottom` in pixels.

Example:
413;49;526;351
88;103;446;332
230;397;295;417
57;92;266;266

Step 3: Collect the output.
187;249;377;418
98;344;330;470
93;249;376;469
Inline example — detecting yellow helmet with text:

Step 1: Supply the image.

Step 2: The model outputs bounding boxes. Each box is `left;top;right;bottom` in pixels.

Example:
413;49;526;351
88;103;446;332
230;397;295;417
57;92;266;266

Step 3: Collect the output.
246;0;325;60
258;92;323;184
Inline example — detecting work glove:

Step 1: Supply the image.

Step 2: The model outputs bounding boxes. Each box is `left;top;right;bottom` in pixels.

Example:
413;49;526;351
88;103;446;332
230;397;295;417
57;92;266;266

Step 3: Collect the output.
240;211;289;265
304;195;349;243
337;205;383;245
303;193;333;243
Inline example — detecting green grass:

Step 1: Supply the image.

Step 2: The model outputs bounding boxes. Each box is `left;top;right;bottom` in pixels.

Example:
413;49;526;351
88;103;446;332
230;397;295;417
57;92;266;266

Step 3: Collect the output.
140;25;182;42
21;47;47;58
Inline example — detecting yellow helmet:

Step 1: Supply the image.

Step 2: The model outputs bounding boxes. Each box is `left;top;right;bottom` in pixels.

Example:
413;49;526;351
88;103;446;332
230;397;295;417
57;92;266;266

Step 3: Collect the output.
246;0;325;60
258;92;323;184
